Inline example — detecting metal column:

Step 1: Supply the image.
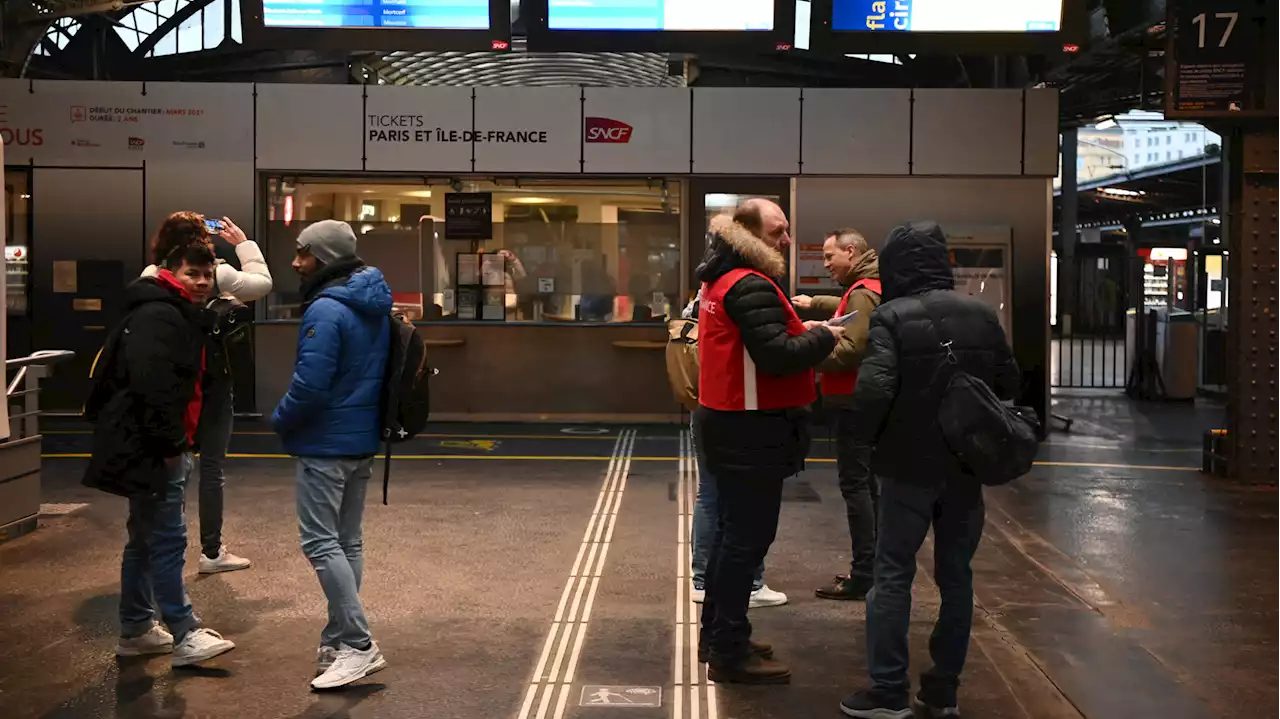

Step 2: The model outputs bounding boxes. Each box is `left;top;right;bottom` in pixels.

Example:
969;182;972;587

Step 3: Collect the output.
1226;131;1279;483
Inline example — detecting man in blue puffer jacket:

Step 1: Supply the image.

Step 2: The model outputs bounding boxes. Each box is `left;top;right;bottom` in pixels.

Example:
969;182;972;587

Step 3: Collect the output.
273;219;393;691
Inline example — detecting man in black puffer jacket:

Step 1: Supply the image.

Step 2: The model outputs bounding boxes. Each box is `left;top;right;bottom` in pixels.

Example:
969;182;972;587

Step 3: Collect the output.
695;199;841;685
838;222;1020;719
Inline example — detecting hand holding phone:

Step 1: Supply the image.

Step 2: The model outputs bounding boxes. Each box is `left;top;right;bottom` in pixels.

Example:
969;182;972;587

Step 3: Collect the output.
204;218;225;234
827;310;858;326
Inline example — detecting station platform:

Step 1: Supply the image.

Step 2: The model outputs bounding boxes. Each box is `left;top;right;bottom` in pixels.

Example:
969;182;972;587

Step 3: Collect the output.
1;396;1274;719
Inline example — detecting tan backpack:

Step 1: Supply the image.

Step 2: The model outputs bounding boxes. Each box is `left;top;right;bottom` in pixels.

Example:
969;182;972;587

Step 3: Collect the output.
665;317;700;413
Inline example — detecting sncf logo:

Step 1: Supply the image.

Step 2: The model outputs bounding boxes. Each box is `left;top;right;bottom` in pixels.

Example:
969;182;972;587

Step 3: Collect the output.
584;117;633;144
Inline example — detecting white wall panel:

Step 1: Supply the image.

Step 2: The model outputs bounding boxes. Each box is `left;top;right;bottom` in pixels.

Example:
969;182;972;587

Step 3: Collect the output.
473;87;581;173
582;87;691;174
1;81;250;167
364;85;473;172
912;89;1024;176
1024;88;1061;177
692;88;801;175
801;89;910;175
255;84;363;171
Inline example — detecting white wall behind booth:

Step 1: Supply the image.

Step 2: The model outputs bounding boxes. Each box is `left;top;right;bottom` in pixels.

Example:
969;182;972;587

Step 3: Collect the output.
3;79;1058;178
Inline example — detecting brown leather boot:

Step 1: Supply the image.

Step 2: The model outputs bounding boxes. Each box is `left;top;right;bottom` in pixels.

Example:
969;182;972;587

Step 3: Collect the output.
708;653;792;685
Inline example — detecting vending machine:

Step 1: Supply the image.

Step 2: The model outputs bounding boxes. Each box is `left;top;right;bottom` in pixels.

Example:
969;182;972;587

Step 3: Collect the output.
944;226;1013;342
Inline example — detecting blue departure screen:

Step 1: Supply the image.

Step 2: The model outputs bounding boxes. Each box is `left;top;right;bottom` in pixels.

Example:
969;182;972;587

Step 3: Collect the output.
548;0;774;31
832;0;1061;33
263;0;490;29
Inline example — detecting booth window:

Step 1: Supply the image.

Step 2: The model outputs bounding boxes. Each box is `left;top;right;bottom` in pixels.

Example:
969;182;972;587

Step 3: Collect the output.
263;177;681;324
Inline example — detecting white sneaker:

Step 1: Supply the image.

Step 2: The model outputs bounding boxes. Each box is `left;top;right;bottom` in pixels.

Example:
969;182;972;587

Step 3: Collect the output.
311;642;387;690
749;585;789;608
691;587;706;604
316;646;339;677
172;628;235;667
199;547;252;574
116;624;174;657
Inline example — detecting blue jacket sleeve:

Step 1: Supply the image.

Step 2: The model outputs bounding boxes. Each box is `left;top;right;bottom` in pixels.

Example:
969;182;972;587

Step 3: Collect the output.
273;301;343;435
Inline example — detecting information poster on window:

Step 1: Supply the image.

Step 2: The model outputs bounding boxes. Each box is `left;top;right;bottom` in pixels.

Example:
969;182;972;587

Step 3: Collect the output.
456;253;480;285
457;287;478;320
445;193;493;242
480;253;506;287
796;242;839;291
481;287;506;320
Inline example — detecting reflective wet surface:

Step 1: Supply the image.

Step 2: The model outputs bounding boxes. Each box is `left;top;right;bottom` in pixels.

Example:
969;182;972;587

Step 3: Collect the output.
2;397;1274;718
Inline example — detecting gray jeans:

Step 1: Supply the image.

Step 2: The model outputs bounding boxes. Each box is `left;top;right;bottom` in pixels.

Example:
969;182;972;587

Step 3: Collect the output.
296;457;374;650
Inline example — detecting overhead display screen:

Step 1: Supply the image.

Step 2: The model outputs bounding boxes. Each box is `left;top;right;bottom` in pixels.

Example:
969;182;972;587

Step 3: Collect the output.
262;0;491;28
832;0;1062;32
548;0;775;31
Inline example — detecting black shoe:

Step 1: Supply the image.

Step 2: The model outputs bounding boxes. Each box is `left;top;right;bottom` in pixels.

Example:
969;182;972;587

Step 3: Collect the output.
698;639;773;664
914;689;961;717
839;688;911;718
708;653;791;685
815;574;872;601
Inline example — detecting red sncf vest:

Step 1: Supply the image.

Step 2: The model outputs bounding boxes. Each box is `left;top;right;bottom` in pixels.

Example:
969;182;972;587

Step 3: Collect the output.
819;278;882;397
698;268;817;412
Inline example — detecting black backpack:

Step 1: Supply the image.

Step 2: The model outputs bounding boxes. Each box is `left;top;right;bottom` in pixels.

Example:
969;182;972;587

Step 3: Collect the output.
378;313;436;503
918;297;1040;486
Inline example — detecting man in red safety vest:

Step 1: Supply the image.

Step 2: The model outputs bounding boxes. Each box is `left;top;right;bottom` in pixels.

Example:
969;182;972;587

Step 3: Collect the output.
793;228;883;601
695;199;844;685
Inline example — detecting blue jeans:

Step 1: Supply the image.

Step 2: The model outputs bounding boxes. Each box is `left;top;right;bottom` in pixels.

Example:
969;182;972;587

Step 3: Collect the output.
866;477;985;704
690;422;764;592
297;457;374;650
120;453;200;642
197;384;234;558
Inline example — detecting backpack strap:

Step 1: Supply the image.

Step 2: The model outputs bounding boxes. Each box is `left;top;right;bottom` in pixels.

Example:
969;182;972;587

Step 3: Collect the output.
914;294;960;396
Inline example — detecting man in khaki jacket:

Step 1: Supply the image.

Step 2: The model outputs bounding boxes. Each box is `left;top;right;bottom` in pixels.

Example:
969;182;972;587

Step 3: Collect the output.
793;228;882;601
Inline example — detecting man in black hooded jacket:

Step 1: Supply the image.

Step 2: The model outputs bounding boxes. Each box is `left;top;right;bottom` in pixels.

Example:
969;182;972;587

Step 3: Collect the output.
694;199;841;684
838;222;1019;719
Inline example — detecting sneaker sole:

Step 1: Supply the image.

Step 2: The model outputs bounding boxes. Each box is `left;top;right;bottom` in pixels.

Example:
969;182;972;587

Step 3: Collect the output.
311;656;388;690
115;644;174;657
838;706;912;719
748;597;789;609
911;696;961;718
172;641;235;667
198;563;252;575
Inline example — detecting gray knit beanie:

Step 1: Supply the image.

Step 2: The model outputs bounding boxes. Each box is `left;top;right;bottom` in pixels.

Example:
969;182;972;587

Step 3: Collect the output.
297;220;357;265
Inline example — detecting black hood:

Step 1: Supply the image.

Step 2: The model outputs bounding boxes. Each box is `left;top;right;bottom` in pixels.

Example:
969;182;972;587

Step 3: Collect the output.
878;221;955;301
124;276;209;329
125;276;190;312
695;214;789;285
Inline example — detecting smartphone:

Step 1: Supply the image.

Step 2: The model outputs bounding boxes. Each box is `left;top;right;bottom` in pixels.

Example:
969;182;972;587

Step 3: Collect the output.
827;310;858;326
205;218;225;234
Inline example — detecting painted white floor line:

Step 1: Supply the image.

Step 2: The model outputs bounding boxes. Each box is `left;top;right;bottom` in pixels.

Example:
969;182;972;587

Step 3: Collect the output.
674;429;718;719
517;428;636;719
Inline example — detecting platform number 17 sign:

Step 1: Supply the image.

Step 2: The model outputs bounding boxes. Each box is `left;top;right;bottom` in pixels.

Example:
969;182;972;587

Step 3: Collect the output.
1166;0;1273;118
1189;10;1238;48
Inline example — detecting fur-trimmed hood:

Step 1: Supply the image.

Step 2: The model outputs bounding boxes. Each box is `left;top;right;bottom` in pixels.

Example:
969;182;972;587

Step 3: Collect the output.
695;214;788;284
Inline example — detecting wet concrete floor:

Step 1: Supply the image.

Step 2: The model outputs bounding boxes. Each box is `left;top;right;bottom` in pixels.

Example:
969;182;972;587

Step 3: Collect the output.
1;399;1274;719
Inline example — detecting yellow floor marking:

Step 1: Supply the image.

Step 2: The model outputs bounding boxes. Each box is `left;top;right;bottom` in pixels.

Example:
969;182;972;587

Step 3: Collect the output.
40;453;1199;472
